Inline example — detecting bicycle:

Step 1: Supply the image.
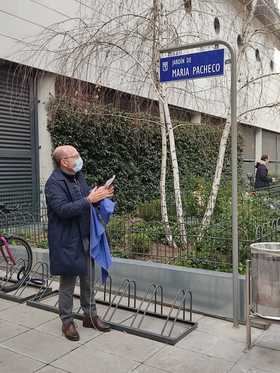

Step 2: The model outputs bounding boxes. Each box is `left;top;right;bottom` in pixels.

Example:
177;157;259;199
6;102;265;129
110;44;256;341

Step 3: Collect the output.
0;204;33;292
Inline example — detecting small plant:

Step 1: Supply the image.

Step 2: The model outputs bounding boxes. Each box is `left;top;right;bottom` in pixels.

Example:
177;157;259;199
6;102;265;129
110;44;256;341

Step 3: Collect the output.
37;239;49;249
128;232;150;255
136;199;161;221
107;216;128;249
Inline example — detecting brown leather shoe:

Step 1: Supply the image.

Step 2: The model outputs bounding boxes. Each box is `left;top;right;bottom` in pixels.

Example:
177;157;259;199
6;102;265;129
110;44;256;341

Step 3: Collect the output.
62;321;80;341
83;315;111;332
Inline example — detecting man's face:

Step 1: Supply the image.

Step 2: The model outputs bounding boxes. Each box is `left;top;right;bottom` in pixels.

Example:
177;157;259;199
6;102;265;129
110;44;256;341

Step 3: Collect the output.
61;147;80;172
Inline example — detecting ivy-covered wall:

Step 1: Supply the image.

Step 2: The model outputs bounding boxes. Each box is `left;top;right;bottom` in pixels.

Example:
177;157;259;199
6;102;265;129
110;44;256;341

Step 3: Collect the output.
47;99;240;213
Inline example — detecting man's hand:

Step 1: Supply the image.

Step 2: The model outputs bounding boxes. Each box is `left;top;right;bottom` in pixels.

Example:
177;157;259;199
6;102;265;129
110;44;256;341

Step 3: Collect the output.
87;186;114;204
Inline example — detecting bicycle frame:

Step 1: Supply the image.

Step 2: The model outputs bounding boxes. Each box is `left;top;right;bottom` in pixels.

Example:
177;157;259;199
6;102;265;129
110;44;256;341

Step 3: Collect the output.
0;236;16;265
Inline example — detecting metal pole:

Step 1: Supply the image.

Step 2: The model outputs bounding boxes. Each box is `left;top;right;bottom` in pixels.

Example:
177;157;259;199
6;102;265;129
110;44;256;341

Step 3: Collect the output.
246;260;252;349
160;39;239;326
229;43;240;328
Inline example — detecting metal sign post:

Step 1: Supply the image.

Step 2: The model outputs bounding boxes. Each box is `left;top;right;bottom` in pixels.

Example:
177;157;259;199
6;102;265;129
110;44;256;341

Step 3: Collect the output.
160;40;239;327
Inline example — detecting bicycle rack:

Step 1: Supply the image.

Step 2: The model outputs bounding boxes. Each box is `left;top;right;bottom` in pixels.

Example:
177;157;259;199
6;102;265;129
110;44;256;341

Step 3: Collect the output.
27;275;114;315
0;260;53;303
27;275;197;345
0;258;26;289
102;279;137;322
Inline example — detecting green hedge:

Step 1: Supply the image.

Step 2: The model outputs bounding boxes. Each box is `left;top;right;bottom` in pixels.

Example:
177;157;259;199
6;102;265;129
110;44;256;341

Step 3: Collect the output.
47;99;240;213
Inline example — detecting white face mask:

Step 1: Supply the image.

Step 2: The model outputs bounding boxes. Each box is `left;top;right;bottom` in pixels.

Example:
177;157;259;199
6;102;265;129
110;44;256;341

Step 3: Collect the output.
73;156;83;173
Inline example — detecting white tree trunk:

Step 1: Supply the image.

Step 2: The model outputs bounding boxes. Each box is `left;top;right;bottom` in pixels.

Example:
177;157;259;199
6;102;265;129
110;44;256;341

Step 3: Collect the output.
198;2;258;239
159;101;174;246
198;120;231;240
152;0;174;246
161;90;187;245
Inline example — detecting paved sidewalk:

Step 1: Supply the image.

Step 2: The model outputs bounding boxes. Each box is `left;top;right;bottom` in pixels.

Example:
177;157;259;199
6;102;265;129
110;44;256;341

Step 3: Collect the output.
0;298;279;373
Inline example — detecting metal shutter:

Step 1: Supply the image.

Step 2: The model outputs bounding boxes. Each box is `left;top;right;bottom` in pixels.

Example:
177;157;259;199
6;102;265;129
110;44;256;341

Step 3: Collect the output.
0;64;38;209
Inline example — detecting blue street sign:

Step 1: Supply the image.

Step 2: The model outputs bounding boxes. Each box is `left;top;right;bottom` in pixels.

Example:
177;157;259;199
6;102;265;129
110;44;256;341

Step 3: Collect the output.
160;48;224;82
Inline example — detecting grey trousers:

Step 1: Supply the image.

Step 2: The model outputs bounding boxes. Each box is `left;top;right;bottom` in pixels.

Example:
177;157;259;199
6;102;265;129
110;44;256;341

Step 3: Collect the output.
59;254;97;324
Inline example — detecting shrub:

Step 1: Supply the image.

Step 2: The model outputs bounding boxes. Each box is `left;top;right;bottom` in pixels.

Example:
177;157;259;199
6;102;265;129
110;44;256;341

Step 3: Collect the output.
129;232;150;255
107;216;128;250
48;98;239;213
136;199;161;221
37;239;49;249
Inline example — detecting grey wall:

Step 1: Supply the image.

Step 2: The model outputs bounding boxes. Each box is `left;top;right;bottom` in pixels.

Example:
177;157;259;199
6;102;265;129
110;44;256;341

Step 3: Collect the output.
107;258;246;322
27;248;246;321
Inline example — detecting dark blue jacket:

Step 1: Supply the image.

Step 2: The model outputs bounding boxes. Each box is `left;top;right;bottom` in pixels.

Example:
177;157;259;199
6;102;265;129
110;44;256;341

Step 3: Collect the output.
255;163;272;189
45;169;91;276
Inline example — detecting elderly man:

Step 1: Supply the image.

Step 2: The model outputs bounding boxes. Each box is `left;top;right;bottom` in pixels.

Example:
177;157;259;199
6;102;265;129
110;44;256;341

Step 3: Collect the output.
45;145;114;341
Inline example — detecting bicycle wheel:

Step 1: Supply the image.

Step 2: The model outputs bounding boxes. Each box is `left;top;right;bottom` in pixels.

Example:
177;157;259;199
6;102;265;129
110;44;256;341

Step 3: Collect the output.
0;235;33;292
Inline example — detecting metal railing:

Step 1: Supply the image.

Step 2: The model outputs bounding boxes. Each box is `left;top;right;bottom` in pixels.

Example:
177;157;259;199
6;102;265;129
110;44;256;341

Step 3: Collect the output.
0;185;48;248
1;184;280;273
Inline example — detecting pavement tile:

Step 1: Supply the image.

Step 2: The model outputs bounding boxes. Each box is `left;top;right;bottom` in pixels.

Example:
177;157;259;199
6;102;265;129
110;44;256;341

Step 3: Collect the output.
99;303;136;324
40;295;59;307
121;314;189;338
229;364;279;373
197;317;265;343
0;301;280;373
255;324;280;351
177;329;245;362
35;365;70;373
231;345;280;372
144;345;235;373
85;330;165;362
159;306;203;323
114;299;202;322
0;345;43;373
1;328;80;364
132;363;169;373
7;285;43;298
0;318;29;342
52;343;139;373
0;298;19;311
36;317;101;343
0;303;58;328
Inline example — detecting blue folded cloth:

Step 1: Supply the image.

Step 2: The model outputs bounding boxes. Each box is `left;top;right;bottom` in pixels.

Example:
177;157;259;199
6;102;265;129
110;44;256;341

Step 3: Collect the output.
90;198;115;283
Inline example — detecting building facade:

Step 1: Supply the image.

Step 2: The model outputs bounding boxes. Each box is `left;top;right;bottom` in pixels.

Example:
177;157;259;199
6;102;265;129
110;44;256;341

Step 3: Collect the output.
0;0;279;201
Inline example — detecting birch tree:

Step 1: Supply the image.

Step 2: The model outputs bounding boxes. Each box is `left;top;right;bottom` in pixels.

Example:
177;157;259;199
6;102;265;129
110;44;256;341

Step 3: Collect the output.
22;0;187;244
198;0;280;238
152;0;174;245
18;0;280;243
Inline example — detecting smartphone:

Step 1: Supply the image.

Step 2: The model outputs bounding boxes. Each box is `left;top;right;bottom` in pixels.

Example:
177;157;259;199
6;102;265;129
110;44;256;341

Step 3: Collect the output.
104;175;116;188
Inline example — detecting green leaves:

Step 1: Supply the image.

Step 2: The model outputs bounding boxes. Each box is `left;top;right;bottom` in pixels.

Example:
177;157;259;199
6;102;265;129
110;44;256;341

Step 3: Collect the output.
47;98;237;213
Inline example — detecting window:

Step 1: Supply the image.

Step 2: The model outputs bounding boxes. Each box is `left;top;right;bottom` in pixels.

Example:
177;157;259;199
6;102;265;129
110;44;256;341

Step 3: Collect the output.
270;59;274;71
237;34;243;48
183;0;192;13
255;49;261;62
214;17;220;34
